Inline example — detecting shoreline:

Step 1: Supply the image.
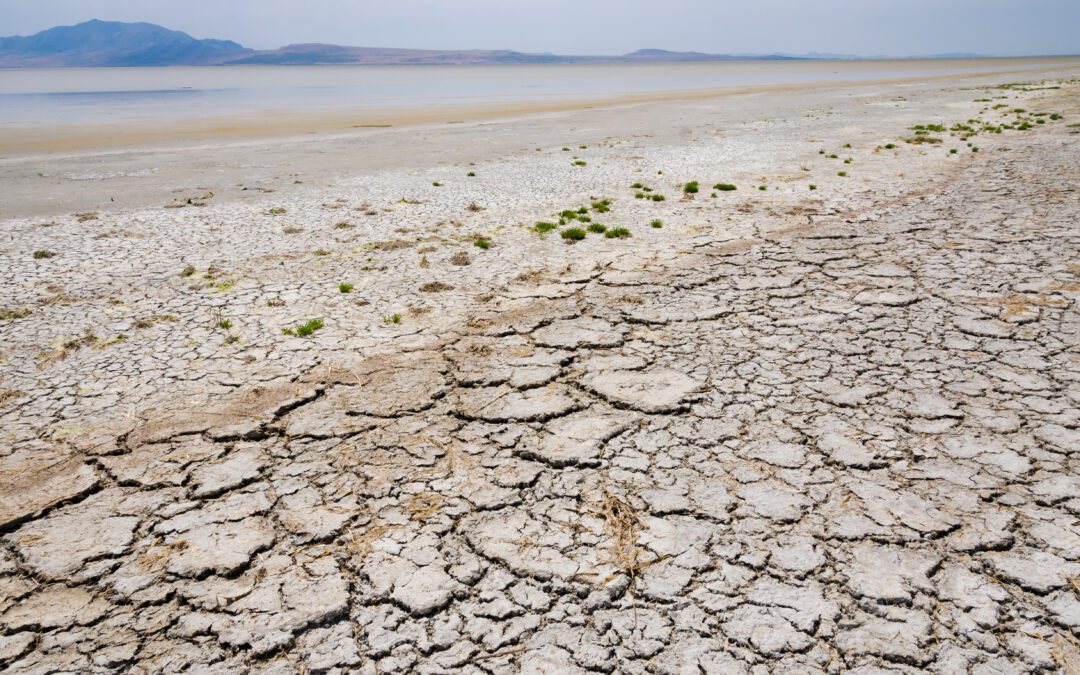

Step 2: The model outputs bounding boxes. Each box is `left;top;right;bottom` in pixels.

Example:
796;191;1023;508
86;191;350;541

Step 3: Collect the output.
2;56;1079;156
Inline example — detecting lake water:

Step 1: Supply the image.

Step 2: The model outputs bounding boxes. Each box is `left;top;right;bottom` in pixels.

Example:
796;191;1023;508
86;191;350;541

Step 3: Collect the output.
0;58;1061;128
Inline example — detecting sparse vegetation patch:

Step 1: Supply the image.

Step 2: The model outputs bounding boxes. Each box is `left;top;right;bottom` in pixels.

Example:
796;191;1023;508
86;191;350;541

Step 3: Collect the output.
282;318;325;337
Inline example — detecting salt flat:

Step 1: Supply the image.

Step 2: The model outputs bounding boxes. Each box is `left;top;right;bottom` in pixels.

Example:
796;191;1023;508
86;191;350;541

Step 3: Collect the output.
1;69;1079;673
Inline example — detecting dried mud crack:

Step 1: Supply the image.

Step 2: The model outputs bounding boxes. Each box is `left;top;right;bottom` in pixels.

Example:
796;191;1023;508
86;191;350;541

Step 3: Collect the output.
1;80;1079;673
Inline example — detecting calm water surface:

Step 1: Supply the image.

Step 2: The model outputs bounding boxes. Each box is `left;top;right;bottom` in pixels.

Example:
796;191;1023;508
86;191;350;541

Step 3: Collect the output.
0;59;1056;128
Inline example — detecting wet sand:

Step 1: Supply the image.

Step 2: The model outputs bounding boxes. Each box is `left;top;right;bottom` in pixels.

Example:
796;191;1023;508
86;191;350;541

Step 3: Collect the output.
3;56;1078;156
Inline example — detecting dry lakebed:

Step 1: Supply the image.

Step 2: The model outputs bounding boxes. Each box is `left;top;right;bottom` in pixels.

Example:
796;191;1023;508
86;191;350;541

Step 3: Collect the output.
1;66;1080;673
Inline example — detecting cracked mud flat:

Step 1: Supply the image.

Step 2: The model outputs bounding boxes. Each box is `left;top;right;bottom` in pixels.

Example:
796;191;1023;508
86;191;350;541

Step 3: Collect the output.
1;73;1080;673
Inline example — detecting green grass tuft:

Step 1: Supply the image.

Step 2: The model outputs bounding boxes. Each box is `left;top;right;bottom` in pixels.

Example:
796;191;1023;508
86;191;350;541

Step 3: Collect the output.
649;219;663;228
587;223;607;233
282;318;325;337
713;183;737;191
339;283;354;293
605;227;632;239
474;238;492;249
561;227;587;241
534;221;557;233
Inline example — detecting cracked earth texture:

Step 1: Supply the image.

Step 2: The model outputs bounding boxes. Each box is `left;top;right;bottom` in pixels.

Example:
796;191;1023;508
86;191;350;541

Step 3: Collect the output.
1;76;1080;673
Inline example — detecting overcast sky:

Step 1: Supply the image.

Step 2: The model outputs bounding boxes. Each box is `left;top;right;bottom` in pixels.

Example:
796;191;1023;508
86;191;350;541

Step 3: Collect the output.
2;0;1078;56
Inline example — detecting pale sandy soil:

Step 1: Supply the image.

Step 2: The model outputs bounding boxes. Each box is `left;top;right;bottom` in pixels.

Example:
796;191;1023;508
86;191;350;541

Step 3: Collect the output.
0;68;1079;673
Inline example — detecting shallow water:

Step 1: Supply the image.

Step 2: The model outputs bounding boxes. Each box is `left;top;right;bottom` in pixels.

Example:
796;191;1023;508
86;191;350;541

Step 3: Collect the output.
0;58;1059;128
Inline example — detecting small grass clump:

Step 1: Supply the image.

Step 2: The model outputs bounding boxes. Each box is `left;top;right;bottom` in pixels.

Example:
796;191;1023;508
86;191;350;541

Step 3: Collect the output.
809;184;818;190
0;308;31;321
884;143;897;149
605;227;632;239
218;319;233;329
467;171;476;177
432;182;443;187
591;199;612;213
534;221;558;233
33;250;56;260
339;283;354;293
649;219;663;228
561;227;587;241
268;207;287;215
903;136;942;145
713;183;737;191
837;171;847;177
588;223;607;233
631;182;644;189
334;221;353;230
650;194;666;202
683;181;700;194
474;238;492;249
282;318;324;337
384;314;402;324
758;185;767;191
572;160;588;167
950;148;958;154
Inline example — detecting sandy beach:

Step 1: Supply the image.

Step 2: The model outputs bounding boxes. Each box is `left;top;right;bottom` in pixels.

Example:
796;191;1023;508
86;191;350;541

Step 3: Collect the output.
2;62;1080;672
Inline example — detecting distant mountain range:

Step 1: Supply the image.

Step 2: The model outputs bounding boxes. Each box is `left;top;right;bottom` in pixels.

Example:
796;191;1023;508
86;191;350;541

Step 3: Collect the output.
0;20;988;68
0;20;249;67
0;20;809;67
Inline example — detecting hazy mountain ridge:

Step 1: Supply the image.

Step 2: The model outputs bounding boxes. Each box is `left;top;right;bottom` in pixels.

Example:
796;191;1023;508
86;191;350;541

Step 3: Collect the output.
0;19;249;67
0;19;986;67
229;44;577;66
0;20;813;67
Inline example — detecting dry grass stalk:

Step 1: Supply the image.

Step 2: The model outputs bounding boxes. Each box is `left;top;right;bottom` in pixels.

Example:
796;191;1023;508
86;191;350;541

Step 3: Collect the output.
1051;632;1080;675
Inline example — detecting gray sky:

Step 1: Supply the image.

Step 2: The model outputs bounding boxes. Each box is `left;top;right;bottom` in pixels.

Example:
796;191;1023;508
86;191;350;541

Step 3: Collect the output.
2;0;1078;56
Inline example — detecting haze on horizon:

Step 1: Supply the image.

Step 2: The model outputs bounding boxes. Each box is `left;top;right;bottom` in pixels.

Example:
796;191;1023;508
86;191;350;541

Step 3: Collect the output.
1;0;1078;58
